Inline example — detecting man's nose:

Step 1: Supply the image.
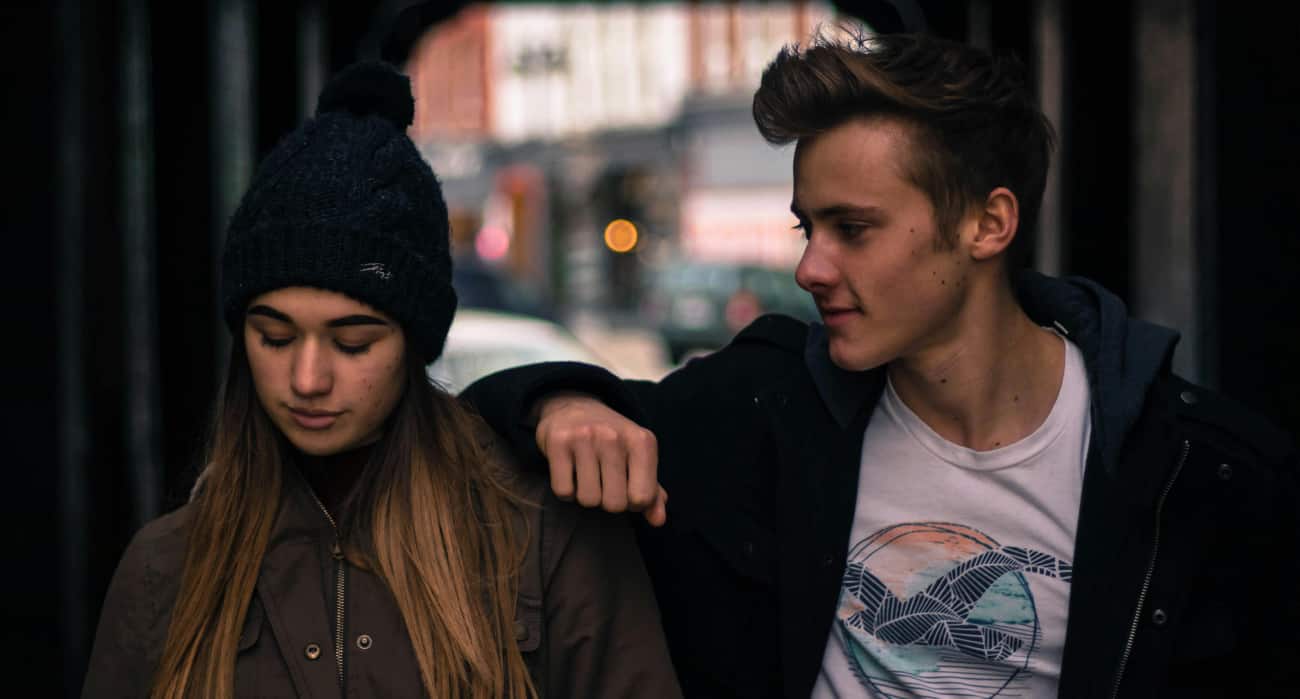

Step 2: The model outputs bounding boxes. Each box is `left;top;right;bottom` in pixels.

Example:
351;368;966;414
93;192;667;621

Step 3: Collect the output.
795;234;839;293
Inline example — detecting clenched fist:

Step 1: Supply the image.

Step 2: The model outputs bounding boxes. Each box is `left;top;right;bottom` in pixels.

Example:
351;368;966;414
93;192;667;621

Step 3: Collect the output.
535;392;668;526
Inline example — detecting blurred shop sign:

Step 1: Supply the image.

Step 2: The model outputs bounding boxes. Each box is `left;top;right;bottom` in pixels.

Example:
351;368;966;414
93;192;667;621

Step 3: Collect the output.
680;187;804;267
512;45;569;75
419;142;484;180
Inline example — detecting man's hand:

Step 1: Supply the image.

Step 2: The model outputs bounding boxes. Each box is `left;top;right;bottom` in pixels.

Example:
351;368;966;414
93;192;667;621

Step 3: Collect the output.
535;392;668;527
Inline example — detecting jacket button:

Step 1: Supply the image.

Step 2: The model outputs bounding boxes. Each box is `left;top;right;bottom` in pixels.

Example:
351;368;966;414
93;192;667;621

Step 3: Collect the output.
1217;463;1233;481
514;620;528;642
304;643;322;660
356;634;373;650
1151;608;1168;626
1179;390;1197;405
742;541;755;557
821;555;833;568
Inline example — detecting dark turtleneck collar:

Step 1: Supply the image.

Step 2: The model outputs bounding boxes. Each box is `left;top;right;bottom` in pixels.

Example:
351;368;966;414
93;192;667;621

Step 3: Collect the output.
293;441;377;519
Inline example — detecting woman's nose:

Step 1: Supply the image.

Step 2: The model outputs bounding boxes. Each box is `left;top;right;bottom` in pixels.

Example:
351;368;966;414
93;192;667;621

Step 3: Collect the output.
290;339;333;397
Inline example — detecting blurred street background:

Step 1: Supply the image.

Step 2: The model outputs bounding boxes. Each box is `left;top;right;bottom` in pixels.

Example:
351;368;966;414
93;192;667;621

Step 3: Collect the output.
3;0;1298;693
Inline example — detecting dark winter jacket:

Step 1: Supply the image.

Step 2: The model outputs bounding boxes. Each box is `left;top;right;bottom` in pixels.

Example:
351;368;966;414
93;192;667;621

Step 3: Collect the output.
81;434;681;698
463;271;1299;698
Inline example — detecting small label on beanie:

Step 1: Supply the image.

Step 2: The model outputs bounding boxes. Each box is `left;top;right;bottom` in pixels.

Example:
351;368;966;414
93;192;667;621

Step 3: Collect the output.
359;262;392;281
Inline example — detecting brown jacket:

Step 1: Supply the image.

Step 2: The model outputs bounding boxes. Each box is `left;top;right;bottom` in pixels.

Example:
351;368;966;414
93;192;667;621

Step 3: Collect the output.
82;455;681;698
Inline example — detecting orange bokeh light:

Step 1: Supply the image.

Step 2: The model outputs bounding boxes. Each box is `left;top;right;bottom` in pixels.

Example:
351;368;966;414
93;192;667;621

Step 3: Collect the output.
603;219;639;253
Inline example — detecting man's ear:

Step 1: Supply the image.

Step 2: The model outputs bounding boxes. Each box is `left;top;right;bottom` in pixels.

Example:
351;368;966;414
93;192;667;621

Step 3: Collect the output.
968;187;1019;261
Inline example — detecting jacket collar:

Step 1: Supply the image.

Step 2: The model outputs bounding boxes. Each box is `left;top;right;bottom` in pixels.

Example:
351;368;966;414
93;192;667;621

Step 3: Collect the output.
803;271;1181;473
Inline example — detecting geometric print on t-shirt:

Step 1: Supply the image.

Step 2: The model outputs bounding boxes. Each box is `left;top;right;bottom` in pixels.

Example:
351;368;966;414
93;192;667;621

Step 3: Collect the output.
834;522;1073;698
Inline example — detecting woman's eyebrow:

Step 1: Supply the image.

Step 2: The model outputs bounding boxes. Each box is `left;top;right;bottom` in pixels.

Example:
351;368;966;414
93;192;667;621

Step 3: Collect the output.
327;315;390;328
246;305;291;322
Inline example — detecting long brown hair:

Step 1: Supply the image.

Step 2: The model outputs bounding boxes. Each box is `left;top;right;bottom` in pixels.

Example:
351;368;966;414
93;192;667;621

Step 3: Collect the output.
150;339;535;698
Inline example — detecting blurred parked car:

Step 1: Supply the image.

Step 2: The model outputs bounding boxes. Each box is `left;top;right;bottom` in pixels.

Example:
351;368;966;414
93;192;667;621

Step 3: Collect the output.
642;261;818;363
429;308;607;394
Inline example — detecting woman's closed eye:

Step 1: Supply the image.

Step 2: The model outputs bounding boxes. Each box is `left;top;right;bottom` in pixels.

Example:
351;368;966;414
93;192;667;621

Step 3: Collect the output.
334;341;371;355
260;334;294;349
258;333;372;355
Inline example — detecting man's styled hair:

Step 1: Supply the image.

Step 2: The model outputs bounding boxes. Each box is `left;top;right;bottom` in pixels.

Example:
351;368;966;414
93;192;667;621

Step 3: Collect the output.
753;30;1055;267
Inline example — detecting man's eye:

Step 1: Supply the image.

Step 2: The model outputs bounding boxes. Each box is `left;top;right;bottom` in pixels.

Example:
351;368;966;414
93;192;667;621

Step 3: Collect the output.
838;222;868;238
791;220;810;240
260;334;293;349
335;342;371;356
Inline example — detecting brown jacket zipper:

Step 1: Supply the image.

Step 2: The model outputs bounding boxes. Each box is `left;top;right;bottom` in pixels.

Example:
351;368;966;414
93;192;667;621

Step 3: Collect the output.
306;489;347;689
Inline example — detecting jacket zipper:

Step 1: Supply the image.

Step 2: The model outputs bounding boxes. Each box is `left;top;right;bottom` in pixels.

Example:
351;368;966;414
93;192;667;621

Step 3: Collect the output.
306;489;347;689
1109;438;1190;698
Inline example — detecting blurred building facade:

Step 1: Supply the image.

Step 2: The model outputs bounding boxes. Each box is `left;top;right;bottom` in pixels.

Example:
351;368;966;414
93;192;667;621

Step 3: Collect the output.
405;2;837;314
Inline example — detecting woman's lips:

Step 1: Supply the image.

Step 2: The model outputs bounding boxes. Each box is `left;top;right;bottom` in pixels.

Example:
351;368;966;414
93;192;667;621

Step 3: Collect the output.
289;408;340;430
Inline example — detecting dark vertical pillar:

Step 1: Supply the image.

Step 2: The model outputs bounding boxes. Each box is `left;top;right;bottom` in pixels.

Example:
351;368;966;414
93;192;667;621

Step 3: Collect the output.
121;0;163;526
1193;0;1217;388
1033;0;1065;276
210;0;255;376
1060;0;1132;302
81;3;134;688
256;3;300;155
1131;0;1200;380
1212;0;1300;435
54;0;90;691
153;0;219;501
968;0;992;49
299;0;328;120
5;0;68;691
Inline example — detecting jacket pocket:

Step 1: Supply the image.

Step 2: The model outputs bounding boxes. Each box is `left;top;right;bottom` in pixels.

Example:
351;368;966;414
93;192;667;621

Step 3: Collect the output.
1167;591;1239;660
692;509;776;586
514;594;543;653
670;519;780;695
237;593;264;652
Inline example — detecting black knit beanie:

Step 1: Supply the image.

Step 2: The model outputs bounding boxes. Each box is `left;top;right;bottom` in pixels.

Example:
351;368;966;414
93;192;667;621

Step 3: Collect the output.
220;60;456;364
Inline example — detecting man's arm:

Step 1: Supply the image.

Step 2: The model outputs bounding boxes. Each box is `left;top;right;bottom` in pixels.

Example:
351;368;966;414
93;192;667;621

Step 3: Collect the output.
461;315;811;527
461;361;669;525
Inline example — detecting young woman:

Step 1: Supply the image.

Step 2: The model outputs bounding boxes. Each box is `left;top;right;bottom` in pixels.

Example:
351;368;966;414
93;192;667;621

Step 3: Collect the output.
82;61;680;699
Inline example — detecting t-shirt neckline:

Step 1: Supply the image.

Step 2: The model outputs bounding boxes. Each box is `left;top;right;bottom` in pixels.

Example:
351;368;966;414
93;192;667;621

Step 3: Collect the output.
880;331;1081;472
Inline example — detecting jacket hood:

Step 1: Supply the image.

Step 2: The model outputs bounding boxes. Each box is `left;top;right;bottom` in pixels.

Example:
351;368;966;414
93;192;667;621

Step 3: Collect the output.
806;271;1180;474
1012;270;1180;473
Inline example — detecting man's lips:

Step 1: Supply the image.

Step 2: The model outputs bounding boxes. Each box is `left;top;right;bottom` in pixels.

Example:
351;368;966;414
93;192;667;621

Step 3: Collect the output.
818;306;861;327
288;407;342;430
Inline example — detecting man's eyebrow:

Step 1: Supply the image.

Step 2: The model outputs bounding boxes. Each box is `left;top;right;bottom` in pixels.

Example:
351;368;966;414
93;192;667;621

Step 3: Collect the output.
246;305;291;323
810;204;887;218
327;315;390;328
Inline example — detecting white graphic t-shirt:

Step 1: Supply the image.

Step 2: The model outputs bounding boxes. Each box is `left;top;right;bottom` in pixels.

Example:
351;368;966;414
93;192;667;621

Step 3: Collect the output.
811;332;1090;699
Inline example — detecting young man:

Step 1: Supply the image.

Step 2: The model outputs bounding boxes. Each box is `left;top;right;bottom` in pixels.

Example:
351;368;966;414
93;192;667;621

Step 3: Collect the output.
464;32;1297;698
